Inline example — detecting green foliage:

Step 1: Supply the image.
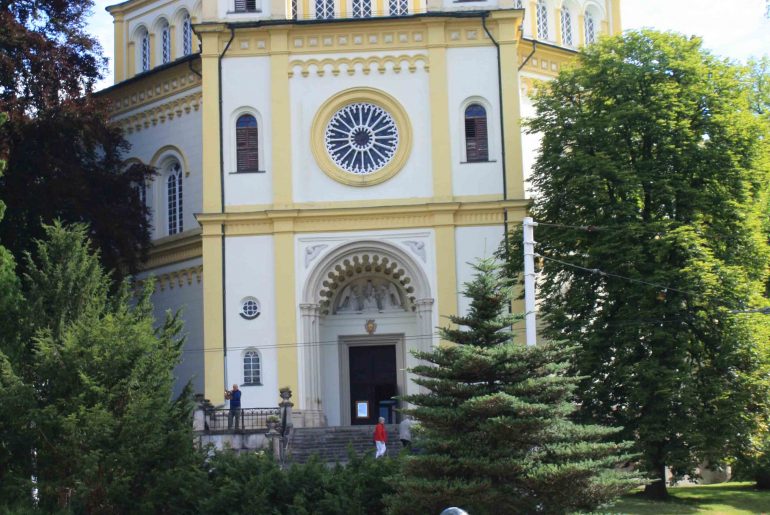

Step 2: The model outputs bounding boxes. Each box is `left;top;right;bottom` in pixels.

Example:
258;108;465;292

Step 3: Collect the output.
196;449;400;515
0;1;154;280
501;30;770;497
0;222;205;513
387;259;642;515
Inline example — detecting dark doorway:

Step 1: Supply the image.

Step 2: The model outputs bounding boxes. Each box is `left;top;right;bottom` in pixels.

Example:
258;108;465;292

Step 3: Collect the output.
349;345;397;425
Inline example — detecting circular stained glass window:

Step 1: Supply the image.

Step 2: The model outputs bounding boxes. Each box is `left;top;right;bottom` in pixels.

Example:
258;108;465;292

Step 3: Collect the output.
324;103;399;175
240;298;261;320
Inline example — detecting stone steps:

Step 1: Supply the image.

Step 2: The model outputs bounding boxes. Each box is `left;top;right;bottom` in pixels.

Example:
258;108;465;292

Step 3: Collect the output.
289;425;401;463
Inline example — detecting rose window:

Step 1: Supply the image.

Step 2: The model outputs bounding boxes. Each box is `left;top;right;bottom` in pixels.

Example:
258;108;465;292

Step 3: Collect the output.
324;103;399;175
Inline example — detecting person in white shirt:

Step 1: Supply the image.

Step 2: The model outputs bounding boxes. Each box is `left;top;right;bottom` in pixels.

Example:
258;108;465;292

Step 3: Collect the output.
399;415;414;449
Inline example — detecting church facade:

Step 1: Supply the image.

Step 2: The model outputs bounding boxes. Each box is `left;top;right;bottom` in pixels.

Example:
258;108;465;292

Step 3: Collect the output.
103;0;621;426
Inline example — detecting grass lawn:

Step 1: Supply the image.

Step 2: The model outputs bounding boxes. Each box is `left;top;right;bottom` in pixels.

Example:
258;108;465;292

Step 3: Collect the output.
598;482;770;514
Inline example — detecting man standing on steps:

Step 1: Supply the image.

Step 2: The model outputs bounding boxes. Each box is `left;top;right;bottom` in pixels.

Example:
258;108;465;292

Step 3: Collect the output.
374;417;388;458
226;384;241;430
399;415;414;450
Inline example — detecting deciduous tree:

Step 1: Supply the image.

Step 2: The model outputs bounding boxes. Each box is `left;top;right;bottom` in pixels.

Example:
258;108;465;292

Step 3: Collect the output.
503;30;770;498
0;0;153;279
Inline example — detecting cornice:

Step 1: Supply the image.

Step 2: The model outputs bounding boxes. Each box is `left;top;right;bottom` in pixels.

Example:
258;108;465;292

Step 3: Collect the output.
102;63;202;117
136;263;204;293
288;53;429;78
142;228;203;270
196;199;529;236
114;91;202;133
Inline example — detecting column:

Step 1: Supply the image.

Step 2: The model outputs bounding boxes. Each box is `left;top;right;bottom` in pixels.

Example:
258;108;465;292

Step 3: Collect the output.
415;298;435;352
299;303;325;426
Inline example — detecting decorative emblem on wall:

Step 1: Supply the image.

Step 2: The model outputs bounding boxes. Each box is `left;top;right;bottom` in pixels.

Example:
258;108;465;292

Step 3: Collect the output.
402;240;426;262
365;319;377;335
304;244;328;268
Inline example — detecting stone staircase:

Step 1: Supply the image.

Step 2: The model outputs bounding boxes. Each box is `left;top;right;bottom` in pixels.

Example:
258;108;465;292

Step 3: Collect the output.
288;425;401;463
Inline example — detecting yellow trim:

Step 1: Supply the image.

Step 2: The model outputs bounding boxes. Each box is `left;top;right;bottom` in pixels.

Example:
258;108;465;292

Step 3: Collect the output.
492;11;525;200
150;144;191;176
310;87;413;187
376;0;385;16
142;229;203;270
425;19;452;201
578;14;585;47
149;33;156;68
202;225;225;404
274;230;299;400
170;24;177;61
113;13;127;83
199;199;529;235
611;0;622;34
529;0;537;37
270;30;294;207
288;54;429;78
554;7;562;46
114;91;202;135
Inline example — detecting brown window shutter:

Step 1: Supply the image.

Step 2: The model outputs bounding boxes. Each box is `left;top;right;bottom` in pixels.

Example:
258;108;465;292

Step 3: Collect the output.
237;126;259;171
465;115;489;162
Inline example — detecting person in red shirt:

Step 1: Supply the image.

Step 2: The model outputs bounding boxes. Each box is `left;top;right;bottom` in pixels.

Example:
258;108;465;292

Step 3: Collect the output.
373;417;388;458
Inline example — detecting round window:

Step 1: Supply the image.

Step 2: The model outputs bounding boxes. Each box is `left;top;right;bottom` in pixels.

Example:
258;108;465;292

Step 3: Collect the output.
240;297;261;320
324;103;399;175
311;88;412;187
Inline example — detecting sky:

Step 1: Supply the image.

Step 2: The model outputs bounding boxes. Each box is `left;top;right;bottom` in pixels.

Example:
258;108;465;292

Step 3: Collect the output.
88;0;770;89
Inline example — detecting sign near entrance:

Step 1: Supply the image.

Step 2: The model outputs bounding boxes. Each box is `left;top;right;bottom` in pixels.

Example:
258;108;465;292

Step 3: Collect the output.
355;401;369;419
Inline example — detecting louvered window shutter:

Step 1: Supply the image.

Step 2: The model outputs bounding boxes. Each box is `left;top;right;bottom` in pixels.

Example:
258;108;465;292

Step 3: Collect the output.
237;126;259;171
465;109;489;162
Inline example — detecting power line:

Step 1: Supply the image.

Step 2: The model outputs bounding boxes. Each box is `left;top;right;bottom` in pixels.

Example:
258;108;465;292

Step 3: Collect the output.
535;253;702;298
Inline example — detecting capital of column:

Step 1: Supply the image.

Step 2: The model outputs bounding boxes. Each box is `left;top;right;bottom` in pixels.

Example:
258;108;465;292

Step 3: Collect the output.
415;298;435;312
299;303;321;317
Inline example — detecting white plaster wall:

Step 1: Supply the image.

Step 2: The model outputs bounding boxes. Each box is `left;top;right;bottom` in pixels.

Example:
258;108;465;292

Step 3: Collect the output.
446;46;504;197
441;0;500;10
224;235;279;408
135;257;204;399
117;89;203;241
454;225;504;316
222;56;274;206
289;51;432;203
519;82;539;198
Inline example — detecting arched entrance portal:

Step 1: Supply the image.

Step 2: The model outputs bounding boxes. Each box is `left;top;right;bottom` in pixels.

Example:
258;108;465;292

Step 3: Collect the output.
301;241;434;427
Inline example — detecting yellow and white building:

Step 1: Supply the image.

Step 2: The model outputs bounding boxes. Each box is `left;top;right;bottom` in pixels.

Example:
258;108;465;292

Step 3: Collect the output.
104;0;621;427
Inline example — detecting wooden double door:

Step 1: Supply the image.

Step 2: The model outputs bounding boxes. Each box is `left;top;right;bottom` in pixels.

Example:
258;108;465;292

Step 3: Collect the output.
349;344;398;425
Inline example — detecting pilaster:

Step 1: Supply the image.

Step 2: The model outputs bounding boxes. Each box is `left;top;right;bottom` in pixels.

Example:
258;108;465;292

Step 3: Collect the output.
270;30;294;207
113;13;126;83
434;212;457;338
425;20;453;202
492;12;525;200
274;221;299;401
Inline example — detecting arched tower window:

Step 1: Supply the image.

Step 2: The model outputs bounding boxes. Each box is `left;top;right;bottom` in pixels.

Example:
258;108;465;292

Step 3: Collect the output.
352;0;372;18
536;0;549;40
513;0;523;8
243;350;261;385
561;8;573;46
236;114;259;172
584;12;597;44
182;13;193;56
160;20;171;64
464;104;489;162
140;27;150;72
166;162;183;235
315;0;334;19
389;0;408;16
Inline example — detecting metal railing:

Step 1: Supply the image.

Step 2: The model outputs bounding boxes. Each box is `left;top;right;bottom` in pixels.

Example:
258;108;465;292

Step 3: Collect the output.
203;407;281;433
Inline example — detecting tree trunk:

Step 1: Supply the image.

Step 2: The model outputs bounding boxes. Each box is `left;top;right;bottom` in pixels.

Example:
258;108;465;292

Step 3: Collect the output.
643;464;669;500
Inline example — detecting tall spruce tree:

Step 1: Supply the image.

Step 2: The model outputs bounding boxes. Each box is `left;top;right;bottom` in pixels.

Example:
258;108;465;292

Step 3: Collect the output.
386;259;641;515
502;31;770;498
